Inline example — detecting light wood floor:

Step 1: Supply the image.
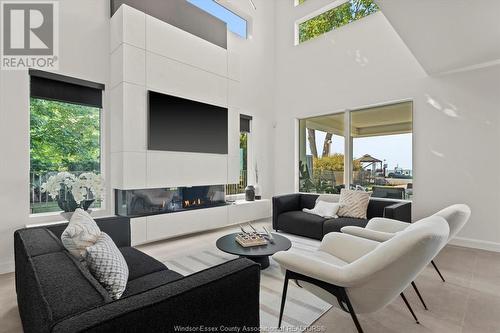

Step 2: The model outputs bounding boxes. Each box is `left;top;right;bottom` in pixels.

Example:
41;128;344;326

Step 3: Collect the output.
2;221;500;333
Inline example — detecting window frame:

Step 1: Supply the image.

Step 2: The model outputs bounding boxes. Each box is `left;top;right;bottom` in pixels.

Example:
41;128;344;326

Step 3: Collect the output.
226;114;253;199
221;2;249;39
28;71;108;221
187;0;250;39
239;131;249;193
296;99;414;197
294;0;379;45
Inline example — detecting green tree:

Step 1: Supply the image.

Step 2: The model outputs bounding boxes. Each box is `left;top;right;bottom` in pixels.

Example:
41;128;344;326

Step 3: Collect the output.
314;153;362;172
299;0;379;43
30;98;101;173
240;132;248;169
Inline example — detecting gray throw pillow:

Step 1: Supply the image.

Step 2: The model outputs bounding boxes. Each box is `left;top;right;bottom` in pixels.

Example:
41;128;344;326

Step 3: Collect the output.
85;232;129;300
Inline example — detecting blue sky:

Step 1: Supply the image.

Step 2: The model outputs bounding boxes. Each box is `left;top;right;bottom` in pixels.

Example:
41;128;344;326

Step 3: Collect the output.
187;0;247;38
308;132;413;170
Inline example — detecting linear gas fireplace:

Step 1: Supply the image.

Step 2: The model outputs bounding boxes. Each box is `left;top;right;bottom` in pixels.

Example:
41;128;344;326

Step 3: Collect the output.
115;185;227;217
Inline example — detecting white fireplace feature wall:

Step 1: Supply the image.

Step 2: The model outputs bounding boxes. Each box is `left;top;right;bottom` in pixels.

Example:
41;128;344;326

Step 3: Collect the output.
110;4;239;190
130;199;271;246
110;5;270;245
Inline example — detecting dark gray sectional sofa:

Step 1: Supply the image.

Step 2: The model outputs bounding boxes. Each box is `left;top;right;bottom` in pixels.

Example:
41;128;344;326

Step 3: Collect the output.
14;216;260;333
273;193;411;240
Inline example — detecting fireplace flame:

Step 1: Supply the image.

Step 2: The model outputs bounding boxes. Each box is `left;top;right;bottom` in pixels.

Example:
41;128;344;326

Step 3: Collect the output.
183;198;203;208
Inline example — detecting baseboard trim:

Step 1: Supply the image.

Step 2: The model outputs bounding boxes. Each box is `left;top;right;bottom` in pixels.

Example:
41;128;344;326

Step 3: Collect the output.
0;261;14;275
449;237;500;253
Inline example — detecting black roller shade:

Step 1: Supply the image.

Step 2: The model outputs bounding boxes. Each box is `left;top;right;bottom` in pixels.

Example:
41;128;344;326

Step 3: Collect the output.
30;70;104;108
240;114;252;133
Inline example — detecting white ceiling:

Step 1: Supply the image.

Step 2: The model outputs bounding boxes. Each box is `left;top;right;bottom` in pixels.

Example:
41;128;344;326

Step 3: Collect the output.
306;102;412;138
375;0;500;74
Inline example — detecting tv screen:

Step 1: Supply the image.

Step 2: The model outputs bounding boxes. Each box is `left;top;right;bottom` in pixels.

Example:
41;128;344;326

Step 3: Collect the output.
148;91;228;154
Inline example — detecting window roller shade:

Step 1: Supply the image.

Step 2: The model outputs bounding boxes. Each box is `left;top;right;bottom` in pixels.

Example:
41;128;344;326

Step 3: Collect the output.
240;114;252;133
30;70;104;108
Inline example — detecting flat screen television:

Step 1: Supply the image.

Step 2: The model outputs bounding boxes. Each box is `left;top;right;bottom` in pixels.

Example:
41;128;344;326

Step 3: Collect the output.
148;91;228;154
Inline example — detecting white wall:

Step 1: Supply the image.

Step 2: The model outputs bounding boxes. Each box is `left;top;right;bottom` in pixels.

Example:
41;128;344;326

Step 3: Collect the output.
108;2;275;192
109;3;275;245
0;0;275;273
273;2;500;249
110;5;234;190
225;0;276;199
0;0;110;273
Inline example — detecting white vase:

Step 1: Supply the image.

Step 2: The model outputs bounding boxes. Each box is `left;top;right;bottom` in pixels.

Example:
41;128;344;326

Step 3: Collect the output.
59;209;92;221
254;184;262;200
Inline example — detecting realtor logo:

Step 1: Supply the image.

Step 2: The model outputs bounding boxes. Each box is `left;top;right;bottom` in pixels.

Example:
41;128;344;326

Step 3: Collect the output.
1;1;58;70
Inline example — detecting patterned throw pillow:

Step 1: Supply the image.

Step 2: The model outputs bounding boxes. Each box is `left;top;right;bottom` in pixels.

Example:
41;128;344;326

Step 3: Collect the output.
85;232;129;300
61;208;101;260
337;189;371;219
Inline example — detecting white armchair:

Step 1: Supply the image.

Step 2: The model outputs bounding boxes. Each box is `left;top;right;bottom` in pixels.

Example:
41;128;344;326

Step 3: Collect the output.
341;217;412;241
272;216;449;333
342;204;471;282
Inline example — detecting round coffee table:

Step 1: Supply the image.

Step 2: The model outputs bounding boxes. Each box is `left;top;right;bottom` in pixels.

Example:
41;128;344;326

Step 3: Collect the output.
216;233;291;269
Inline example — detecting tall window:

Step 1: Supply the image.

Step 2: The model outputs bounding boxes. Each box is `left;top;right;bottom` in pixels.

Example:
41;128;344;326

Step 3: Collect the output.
297;0;379;44
188;0;248;39
351;102;413;199
299;112;345;194
299;101;413;200
226;115;251;195
29;71;104;214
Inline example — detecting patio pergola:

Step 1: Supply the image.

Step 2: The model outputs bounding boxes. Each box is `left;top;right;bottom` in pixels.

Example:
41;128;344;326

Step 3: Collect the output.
357;154;383;172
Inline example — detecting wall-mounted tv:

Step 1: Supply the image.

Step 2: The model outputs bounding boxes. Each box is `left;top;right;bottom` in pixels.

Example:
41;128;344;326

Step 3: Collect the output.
148;91;228;154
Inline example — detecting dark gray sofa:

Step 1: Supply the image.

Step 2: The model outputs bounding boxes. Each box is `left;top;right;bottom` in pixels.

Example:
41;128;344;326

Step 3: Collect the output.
14;216;260;333
273;193;411;240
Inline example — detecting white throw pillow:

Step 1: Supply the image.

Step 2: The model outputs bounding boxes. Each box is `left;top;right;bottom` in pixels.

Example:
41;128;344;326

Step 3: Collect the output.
303;200;342;218
85;232;129;300
61;208;101;260
337;189;371;219
315;194;340;204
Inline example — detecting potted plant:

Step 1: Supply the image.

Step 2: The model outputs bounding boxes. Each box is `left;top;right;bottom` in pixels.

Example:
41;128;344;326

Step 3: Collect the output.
41;172;104;217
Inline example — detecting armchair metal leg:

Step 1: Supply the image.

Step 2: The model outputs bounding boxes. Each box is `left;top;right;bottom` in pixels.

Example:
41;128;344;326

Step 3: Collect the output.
279;270;365;333
400;292;420;324
278;271;290;329
340;289;364;333
411;281;428;310
431;260;445;282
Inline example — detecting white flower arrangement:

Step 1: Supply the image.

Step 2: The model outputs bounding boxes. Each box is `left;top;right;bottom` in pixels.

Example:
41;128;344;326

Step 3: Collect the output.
41;172;104;206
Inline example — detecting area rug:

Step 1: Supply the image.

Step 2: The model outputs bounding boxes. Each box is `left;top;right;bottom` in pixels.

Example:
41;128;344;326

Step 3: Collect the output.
161;234;331;332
